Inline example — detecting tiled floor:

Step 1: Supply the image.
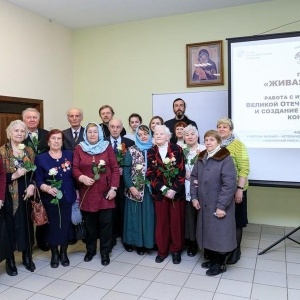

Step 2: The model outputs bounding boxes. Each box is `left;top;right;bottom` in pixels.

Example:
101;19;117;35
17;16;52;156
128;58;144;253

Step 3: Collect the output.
1;223;300;300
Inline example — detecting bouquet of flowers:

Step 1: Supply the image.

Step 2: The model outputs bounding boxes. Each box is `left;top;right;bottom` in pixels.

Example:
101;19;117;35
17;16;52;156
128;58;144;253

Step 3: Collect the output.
115;143;127;166
159;154;179;194
134;164;149;189
181;144;199;166
47;167;63;228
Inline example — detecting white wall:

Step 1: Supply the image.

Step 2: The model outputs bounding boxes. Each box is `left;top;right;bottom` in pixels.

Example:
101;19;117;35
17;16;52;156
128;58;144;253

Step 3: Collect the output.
0;0;73;130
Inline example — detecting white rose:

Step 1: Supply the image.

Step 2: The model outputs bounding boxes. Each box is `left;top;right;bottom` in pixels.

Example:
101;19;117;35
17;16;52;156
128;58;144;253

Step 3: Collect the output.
163;157;171;164
117;144;123;151
98;160;106;166
18;143;25;150
48;168;58;176
31;132;38;139
135;164;143;171
171;156;176;162
181;144;187;149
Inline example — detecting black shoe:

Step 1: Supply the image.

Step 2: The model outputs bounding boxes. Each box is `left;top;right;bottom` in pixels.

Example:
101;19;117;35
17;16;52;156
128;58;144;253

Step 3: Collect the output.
123;243;133;252
6;259;18;276
187;241;198;257
172;252;181;264
101;254;110;266
155;255;166;263
50;247;59;268
227;247;241;265
60;246;70;267
22;252;36;272
38;243;50;252
201;260;215;269
206;264;226;276
84;252;96;262
136;247;145;255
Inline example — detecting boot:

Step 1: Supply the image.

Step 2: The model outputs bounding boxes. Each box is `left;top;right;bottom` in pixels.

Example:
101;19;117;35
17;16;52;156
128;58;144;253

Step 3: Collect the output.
22;250;36;272
50;246;59;268
227;247;241;265
59;245;70;267
206;253;227;277
187;240;198;257
6;254;18;276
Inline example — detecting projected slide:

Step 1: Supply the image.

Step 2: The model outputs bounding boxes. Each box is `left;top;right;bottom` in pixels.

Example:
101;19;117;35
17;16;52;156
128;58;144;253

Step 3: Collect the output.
231;36;300;149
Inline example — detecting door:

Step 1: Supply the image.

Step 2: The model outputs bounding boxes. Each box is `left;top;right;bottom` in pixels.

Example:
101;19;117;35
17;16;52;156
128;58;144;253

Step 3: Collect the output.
0;95;44;146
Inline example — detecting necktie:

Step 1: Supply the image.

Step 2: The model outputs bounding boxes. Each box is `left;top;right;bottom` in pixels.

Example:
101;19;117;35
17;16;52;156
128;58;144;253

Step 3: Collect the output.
113;140;118;154
74;131;78;142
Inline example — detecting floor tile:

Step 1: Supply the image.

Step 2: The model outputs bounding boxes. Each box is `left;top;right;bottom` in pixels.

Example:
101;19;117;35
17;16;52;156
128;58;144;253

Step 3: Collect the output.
241;238;259;249
28;294;61;300
0;286;34;300
286;251;300;263
260;233;285;242
0;269;31;286
213;293;250;300
241;247;258;258
15;273;55;292
221;266;254;282
65;284;108;300
258;240;285;252
184;274;220;292
112;277;151;296
138;254;171;269
244;223;261;233
101;290;139;300
154;269;189;286
35;264;71;278
142;282;181;300
251;283;287;300
113;251;145;264
288;288;300;300
253;269;287;287
287;262;300;275
164;258;197;273
85;271;123;289
126;265;161;281
100;261;135;276
231;256;256;269
176;287;214;300
256;250;286;261
59;267;97;283
255;258;286;273
287;274;300;289
261;225;285;235
243;231;261;240
38;279;80;299
217;278;252;298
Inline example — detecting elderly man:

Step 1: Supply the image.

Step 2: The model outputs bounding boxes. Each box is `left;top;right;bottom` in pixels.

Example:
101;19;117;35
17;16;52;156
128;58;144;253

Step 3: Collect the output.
99;105;126;138
164;98;198;143
22;107;49;252
105;119;134;250
63;108;84;151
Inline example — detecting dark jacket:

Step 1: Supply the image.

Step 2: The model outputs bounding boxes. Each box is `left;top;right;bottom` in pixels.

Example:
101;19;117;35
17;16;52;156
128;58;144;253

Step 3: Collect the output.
23;128;49;154
62;126;85;151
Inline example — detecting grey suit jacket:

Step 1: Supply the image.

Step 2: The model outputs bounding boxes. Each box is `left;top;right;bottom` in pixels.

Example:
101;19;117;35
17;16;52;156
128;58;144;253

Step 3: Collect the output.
63;126;85;151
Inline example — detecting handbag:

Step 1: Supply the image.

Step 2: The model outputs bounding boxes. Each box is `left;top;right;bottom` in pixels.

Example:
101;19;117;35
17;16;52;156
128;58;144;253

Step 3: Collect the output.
71;201;82;225
75;221;86;240
31;182;48;226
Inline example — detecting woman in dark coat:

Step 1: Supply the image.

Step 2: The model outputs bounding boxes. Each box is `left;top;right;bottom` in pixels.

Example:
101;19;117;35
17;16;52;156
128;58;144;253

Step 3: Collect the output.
35;129;77;268
0;120;36;276
190;130;237;276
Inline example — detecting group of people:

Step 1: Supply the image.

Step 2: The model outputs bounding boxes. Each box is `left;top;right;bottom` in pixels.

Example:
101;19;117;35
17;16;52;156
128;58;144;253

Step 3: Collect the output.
0;97;250;278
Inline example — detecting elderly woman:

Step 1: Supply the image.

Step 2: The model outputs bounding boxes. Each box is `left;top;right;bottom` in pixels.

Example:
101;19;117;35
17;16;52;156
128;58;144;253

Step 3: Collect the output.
147;125;185;264
73;122;119;266
174;121;187;146
0;120;36;276
182;125;205;257
123;125;155;255
190;130;237;276
217;117;250;264
35;129;77;268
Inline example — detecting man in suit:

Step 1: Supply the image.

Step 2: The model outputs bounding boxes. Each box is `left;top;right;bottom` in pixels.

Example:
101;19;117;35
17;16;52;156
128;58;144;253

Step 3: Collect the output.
105;118;134;250
99;105;126;139
164;98;198;143
22;107;49;251
63;108;84;151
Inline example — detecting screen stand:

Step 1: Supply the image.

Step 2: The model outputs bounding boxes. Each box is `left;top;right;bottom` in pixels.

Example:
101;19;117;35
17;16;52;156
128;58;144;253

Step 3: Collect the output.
258;226;300;255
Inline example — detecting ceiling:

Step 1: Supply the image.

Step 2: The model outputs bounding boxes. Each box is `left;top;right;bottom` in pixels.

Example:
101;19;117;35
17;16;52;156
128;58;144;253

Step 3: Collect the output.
5;0;273;30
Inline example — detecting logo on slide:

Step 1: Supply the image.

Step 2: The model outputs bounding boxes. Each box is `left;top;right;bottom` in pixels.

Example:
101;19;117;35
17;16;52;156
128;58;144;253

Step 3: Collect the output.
295;52;300;64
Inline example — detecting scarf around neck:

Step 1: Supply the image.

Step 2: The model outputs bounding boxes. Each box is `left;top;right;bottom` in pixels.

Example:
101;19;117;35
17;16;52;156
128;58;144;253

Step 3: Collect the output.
79;123;109;155
221;134;235;147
